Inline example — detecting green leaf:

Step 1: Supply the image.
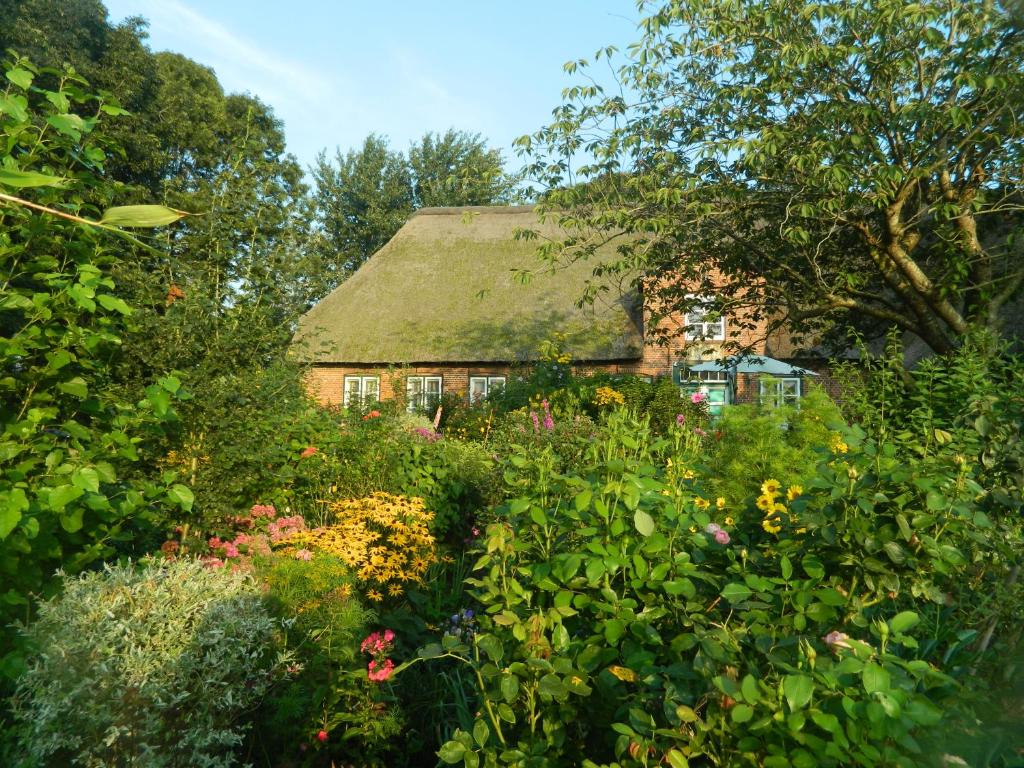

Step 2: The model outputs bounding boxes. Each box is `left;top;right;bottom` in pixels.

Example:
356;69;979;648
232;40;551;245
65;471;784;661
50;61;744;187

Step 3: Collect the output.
665;750;690;768
634;508;655;536
60;507;84;533
71;467;100;494
731;703;754;723
99;205;188;228
168;484;194;511
538;673;568;697
741;674;760;703
802;554;825;579
0;168;65;188
721;582;753;602
472;719;489;747
5;68;33;89
57;377;88;398
889;611;920;634
46;114;83;140
862;663;890;694
780;556;793;580
783;674;814;710
0;489;29;539
437;740;467;764
500;674;519;702
604;618;626;644
48;484;83;511
96;294;132;315
0;93;29;122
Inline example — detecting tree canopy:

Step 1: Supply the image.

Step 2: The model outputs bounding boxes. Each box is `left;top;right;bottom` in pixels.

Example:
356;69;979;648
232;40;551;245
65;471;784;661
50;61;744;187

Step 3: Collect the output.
310;130;520;287
521;0;1024;354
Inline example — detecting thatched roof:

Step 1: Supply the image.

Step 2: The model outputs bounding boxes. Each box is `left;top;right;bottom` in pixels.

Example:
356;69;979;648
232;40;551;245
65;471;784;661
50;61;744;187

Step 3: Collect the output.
293;206;644;364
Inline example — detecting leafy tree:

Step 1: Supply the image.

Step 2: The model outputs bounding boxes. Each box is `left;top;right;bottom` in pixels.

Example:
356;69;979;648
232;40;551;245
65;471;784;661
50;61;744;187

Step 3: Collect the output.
0;58;190;673
310;130;520;290
521;0;1024;354
409;128;516;208
309;134;414;284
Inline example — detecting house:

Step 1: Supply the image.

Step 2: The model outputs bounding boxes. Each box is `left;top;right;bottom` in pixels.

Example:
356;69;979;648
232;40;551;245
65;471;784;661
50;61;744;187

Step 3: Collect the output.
293;205;823;413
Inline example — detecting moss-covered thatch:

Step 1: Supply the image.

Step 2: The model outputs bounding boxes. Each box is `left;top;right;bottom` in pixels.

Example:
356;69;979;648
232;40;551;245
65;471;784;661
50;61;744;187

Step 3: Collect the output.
293;206;644;364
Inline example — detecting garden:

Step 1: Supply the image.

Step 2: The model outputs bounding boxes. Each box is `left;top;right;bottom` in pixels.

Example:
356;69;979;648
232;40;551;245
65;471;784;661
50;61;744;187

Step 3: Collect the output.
3;0;1024;763
3;322;1023;766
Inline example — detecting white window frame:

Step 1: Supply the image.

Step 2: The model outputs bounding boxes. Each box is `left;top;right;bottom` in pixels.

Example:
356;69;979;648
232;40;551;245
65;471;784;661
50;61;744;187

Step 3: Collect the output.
684;294;726;341
406;375;443;412
469;375;506;403
343;375;380;407
759;377;802;408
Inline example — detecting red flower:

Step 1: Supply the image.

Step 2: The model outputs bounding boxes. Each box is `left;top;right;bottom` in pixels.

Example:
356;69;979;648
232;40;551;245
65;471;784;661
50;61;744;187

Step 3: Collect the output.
317;730;328;743
299;446;318;458
362;410;382;421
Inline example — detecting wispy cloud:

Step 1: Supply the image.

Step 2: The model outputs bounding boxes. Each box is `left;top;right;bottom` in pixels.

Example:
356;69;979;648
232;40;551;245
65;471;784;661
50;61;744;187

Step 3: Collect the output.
121;0;359;164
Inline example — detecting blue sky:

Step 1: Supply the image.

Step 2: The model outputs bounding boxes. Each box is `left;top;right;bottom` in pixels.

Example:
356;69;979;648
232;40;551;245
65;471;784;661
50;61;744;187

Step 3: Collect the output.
102;1;643;173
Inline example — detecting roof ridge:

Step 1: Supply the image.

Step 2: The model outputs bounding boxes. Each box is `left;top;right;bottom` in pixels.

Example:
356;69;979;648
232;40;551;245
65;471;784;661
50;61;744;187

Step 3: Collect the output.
411;204;538;217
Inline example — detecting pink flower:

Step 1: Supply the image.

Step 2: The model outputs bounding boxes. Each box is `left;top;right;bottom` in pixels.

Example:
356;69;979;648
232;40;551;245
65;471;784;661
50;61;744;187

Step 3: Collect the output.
317;729;328;743
471;526;481;537
691;392;707;404
530;411;540;434
676;413;686;425
368;658;395;682
714;529;731;545
294;549;313;561
300;446;318;458
383;629;395;643
824;631;851;651
223;542;240;559
694;427;708;437
705;523;721;534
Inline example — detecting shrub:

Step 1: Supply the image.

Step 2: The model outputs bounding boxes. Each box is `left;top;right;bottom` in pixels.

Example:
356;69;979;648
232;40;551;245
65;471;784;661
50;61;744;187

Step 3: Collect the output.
704;386;844;504
275;493;438;605
11;558;291;768
431;409;1021;767
251;552;403;765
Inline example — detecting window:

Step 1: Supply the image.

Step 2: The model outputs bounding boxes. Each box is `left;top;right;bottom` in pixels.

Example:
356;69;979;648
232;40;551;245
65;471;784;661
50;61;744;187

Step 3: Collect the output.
469;376;506;403
759;377;801;408
343;375;380;407
684;295;726;341
406;375;442;412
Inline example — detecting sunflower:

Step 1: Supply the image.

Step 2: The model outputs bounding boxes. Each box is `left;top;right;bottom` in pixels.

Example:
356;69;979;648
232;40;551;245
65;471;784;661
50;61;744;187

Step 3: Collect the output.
786;485;803;501
756;495;774;511
760;479;782;496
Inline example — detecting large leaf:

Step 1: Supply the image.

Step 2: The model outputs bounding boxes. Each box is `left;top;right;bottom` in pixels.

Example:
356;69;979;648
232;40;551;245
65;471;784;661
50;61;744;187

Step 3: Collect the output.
99;205;188;228
0;489;29;539
634;508;655;536
0;169;65;188
783;674;814;710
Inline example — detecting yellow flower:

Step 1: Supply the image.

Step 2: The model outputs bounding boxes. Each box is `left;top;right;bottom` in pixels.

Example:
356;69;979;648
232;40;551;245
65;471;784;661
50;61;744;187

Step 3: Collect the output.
716;497;726;510
724;516;734;526
761;479;782;496
762;519;782;535
756;495;774;511
773;502;788;514
786;485;803;501
694;496;710;510
682;469;696;480
367;589;383;602
388;583;403;597
335;583;352;599
796;527;807;534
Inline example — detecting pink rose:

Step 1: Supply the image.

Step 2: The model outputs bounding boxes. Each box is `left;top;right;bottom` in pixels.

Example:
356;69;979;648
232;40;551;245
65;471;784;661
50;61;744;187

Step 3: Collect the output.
714;529;730;545
691;392;707;404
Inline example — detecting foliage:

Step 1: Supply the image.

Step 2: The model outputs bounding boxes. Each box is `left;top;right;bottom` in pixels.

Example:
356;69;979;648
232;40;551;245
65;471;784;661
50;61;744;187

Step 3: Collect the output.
431;409;1022;767
835;331;1024;514
704;388;846;504
11;558;292;768
275;493;439;605
520;0;1024;354
397;436;500;540
310;129;518;292
251;552;404;766
409;129;519;208
0;57;191;672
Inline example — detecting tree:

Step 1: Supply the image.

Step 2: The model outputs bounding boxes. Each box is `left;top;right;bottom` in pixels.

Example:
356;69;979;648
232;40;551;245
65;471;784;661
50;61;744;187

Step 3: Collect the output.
521;0;1024;354
310;131;520;291
409;129;516;208
309;134;413;285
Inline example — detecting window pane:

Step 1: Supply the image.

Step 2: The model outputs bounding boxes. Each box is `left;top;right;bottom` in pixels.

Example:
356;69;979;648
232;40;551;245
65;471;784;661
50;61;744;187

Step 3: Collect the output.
469;377;487;402
426;377;442;395
363;377;379;401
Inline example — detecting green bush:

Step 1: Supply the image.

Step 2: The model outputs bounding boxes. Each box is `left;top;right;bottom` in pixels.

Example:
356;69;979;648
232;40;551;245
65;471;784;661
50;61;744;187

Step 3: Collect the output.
11;558;291;768
429;409;1022;767
252;552;403;766
704;386;844;504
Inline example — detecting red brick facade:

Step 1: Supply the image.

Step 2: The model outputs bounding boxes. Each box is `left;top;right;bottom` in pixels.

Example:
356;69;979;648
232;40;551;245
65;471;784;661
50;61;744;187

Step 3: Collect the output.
303;304;784;408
